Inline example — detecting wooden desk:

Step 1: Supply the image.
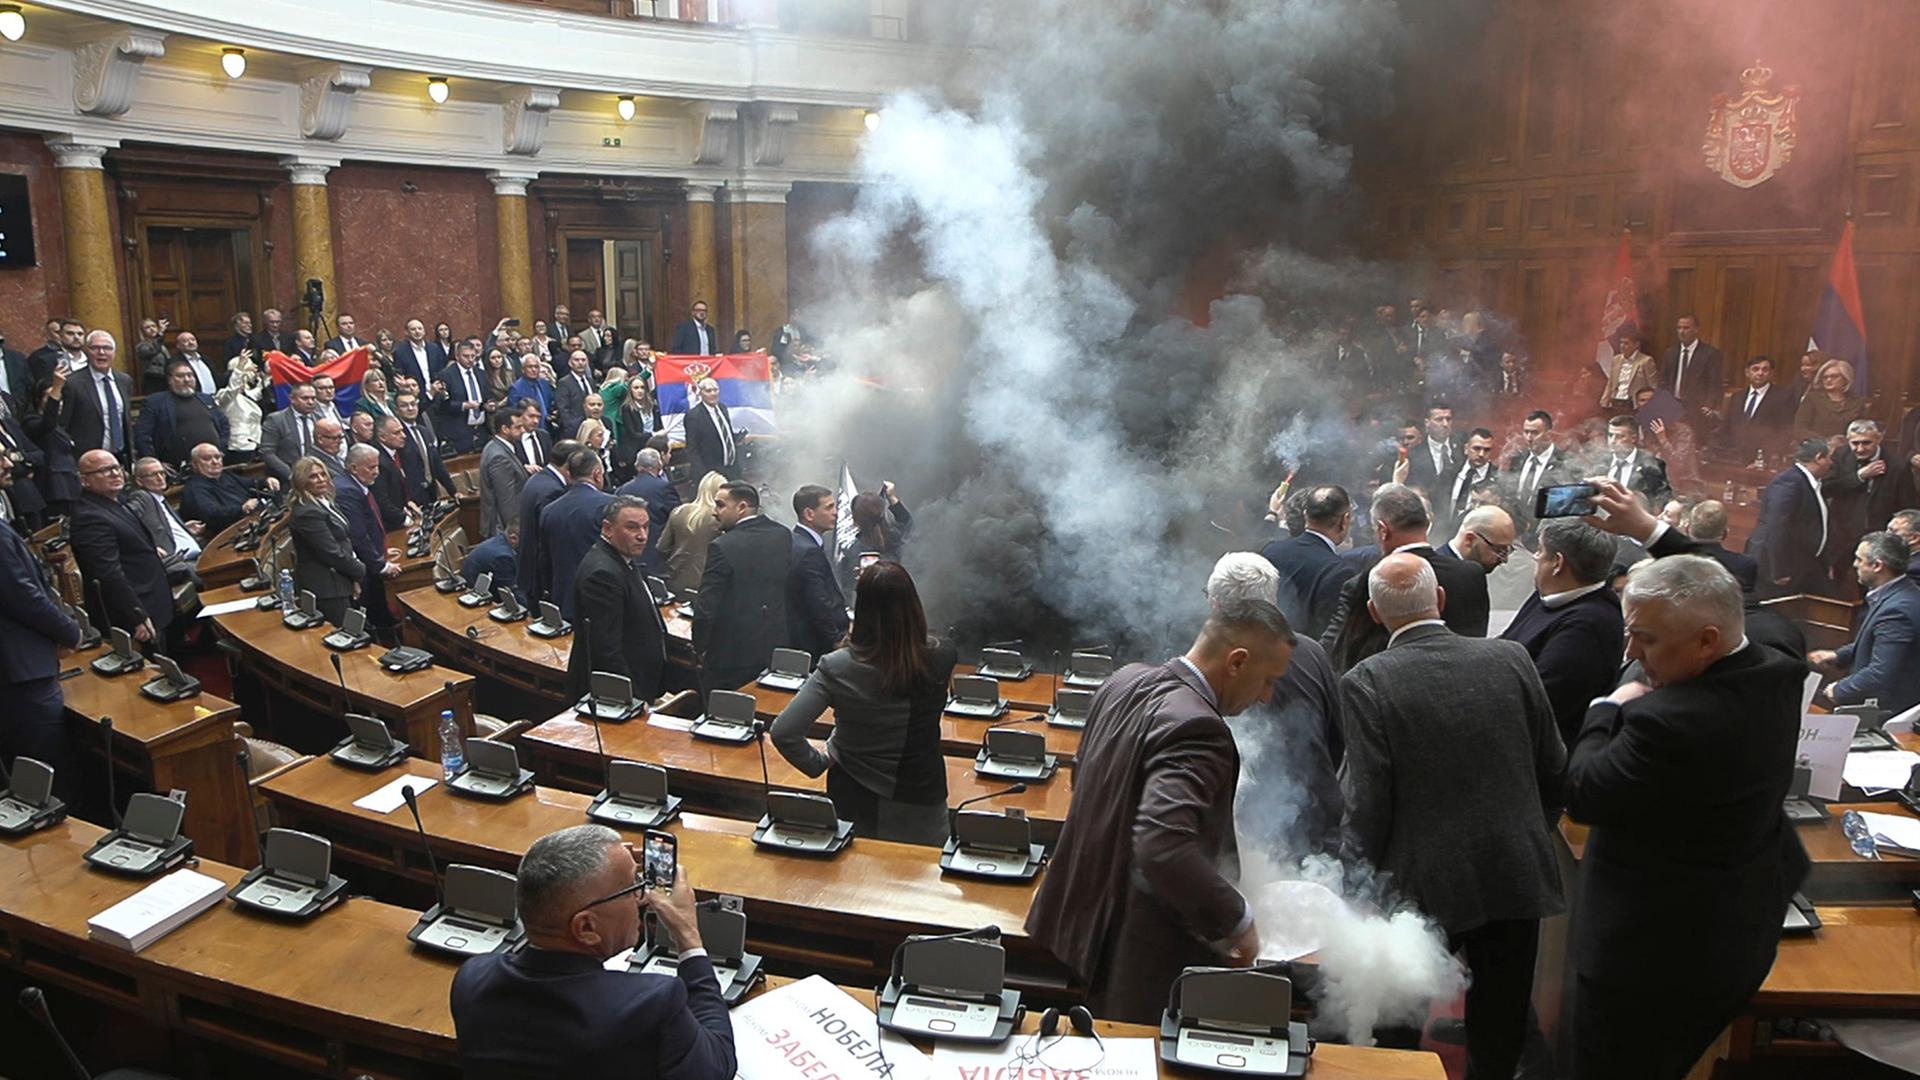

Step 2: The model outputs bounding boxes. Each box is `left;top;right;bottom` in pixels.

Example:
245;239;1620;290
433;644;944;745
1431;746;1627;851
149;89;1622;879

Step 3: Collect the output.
203;585;476;758
516;709;1071;842
58;645;256;866
194;513;267;591
258;755;1061;988
952;662;1064;711
1714;905;1920;1068
739;681;1083;763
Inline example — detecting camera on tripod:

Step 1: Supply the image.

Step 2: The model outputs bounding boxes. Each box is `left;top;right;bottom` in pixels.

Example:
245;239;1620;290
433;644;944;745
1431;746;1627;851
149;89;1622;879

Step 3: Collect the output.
303;278;325;317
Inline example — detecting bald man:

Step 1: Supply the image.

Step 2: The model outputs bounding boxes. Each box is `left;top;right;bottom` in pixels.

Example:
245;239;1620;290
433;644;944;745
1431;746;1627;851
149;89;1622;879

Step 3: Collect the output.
1339;553;1564;1080
1438;505;1516;574
70;449;172;643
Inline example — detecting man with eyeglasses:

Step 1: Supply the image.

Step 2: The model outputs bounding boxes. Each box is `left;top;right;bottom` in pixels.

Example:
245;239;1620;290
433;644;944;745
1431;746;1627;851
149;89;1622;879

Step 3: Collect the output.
1437;505;1516;574
70;449;173;645
450;824;736;1080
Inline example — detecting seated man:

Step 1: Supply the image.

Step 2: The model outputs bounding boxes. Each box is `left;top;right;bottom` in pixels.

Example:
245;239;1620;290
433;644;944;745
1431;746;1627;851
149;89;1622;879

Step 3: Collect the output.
450;825;736;1080
462;521;519;595
179;442;279;538
126;457;204;569
1811;531;1920;713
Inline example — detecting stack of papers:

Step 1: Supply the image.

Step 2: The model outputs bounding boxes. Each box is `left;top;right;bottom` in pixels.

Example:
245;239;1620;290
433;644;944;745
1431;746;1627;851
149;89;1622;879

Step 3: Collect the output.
1855;812;1920;859
1842;751;1920;795
87;868;226;952
353;775;437;813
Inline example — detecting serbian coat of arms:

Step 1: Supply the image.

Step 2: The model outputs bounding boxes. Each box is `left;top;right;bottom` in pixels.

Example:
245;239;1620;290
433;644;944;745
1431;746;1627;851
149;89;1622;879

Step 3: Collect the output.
1702;64;1802;188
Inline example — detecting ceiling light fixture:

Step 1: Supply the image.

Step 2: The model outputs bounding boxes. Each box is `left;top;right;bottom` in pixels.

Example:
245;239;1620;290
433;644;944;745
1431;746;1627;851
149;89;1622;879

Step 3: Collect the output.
862;109;880;133
0;5;26;42
617;95;636;121
220;47;246;79
426;76;449;104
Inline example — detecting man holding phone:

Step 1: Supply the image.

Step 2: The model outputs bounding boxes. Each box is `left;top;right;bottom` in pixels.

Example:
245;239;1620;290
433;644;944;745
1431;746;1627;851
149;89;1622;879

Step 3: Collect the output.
451;824;735;1080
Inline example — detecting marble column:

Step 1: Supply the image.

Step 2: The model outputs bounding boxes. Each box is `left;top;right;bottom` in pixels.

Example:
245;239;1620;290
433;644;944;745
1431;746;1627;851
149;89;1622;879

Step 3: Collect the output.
724;180;790;343
281;157;339;334
684;182;720;319
489;171;536;329
45;137;127;354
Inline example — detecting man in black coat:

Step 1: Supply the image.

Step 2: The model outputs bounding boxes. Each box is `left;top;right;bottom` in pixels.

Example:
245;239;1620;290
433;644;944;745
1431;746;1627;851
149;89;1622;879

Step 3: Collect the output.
337;445;402;631
180;442;277;539
1749;439;1833;596
59;332;136;461
1683;500;1758;593
1566;553;1808;1080
394;392;457;504
71;449;172;643
682;379;743;484
691;483;791;695
1719;355;1795;459
1507;410;1568;542
0;390;48;529
668;301;720;356
370;417;417;531
1403;403;1463;496
516;439;580;608
552;350;599;437
1260;484;1358;640
615;448;681;576
1320;484;1490;673
1824;420;1901;576
1500;520;1625;747
1659;314;1724;419
785;485;849;660
565;498;669;703
1599;415;1671;508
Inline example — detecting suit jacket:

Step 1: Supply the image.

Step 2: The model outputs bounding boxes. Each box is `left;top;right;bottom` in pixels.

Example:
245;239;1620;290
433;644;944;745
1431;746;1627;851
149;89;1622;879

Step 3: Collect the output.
0;392;47;519
322;336;365;356
540;483;614;621
462;534;518;593
124;489;196;563
1259;531;1357;641
1500;586;1626;747
682;401;741;482
257;408;319;482
565;538;669;701
1319;544;1490;672
71;491;173;636
250;330;293;358
1403;435;1463;494
1598;351;1658;407
1831;577;1920;713
1506;447;1569;528
513;428;554;470
1659;341;1725;409
692;515;792;686
478;436;528;539
616;472;682;575
335;475;392;578
1026;661;1246;1023
786;528;849;660
135;392;230;467
553;371;599;436
1341;625;1566;934
58;368;136;457
0;518;79;683
507;377;555;426
516;466;570;605
1697;540;1759;594
1720;382;1795;456
1567;642;1809;991
450;947;735;1080
1601;450;1671;507
0;346;32;402
180;472;263;538
1436;459;1499;533
434;361;491;453
398;419;456;503
669;319;720;356
1825;448;1902;540
371;448;411;531
1749;465;1827;586
289;500;365;602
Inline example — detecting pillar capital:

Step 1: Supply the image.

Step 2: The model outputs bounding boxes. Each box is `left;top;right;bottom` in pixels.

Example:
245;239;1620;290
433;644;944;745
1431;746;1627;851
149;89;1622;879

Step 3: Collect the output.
281;156;338;186
683;181;721;204
44;135;117;170
726;179;792;205
488;170;538;198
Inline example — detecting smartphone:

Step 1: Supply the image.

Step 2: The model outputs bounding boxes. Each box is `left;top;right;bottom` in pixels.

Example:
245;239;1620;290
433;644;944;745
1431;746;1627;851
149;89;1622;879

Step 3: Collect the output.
1534;482;1597;519
642;830;677;888
503;318;521;328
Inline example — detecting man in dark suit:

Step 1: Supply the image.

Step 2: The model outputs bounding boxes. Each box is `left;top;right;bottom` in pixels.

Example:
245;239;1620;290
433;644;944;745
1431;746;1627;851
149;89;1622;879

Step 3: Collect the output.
1810;531;1920;714
1501;520;1625;746
392;392;456;501
1403;404;1462;496
1659;314;1724;420
0;390;48;529
1320;484;1491;672
682;379;743;483
1507;410;1566;540
541;450;614;621
565;499;669;703
135;361;229;469
58;331;136;461
516;438;580;607
514;400;556;469
251;309;294;358
669;300;720;356
322;312;364;357
180;442;276;538
1893;512;1920;589
616;448;681;577
1749;439;1833;596
1567;554;1808;1079
785;485;850;660
1719;356;1795;459
27;318;83;387
1343;553;1565;1080
370;417;417;530
258;382;323;483
1027;556;1293;1023
433;341;489;454
71;450;172;644
450;824;736;1080
126;457;203;570
692;483;792;695
0;330;31;406
337;445;402;631
1600;415;1671;507
463;524;518;594
0;458;80;789
1367;421;1422;495
1261;484;1358;640
1825;420;1901;578
1436;428;1499;539
552;350;600;438
1682;500;1758;593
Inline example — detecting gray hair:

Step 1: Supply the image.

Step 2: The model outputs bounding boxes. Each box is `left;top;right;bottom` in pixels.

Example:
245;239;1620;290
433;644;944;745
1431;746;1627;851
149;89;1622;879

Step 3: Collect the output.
635;447;664;472
1205;551;1279;611
85;329;115;348
345;443;380;467
1688;500;1729;541
1370;483;1430;533
1623;555;1744;636
1847;418;1883;437
1538;519;1615;585
1860;530;1912;575
1892;509;1920;535
1367;556;1438;623
376;415;404;436
1793;438;1830;464
516;824;622;927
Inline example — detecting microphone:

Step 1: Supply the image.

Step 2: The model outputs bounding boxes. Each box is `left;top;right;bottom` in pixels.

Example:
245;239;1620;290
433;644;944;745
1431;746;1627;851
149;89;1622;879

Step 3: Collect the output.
101;717;121;828
331;652;348;700
751;720;773;816
1050;649;1062;697
18;988;90;1080
949;782;1026;838
401;784;445;907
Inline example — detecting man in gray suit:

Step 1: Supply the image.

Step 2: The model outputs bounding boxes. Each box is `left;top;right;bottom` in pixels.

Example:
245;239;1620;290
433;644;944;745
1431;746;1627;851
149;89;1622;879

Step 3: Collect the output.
478;407;528;538
258;382;322;482
1339;553;1565;1080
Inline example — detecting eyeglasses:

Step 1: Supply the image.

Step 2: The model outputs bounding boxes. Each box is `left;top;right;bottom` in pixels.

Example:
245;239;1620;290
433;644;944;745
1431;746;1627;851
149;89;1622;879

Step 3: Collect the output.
1485;539;1515;561
82;465;124;477
570;875;650;922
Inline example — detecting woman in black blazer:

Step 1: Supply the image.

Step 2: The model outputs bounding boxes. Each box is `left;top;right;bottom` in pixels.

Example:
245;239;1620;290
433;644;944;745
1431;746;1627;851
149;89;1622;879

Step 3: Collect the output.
287;455;364;626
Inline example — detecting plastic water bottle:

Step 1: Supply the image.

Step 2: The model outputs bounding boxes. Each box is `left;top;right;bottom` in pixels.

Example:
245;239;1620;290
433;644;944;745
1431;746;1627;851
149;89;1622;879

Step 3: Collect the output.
438;710;464;781
277;569;295;607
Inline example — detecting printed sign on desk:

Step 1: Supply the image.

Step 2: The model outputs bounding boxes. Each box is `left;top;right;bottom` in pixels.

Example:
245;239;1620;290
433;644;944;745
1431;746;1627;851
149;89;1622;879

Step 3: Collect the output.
1798;713;1859;799
733;975;929;1080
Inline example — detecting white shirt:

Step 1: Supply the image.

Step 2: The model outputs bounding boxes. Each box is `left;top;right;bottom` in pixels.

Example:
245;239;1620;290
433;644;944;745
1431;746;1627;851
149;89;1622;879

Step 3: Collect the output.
179;353;217;395
1674;342;1694;398
1795;463;1829;556
1540;580;1609;609
147;490;201;559
1303;529;1339;552
1742;382;1769;418
797;523;825;549
1610;450;1641;486
1426;438;1449;478
694;321;713;354
1387;617;1447;647
1517;445;1555;496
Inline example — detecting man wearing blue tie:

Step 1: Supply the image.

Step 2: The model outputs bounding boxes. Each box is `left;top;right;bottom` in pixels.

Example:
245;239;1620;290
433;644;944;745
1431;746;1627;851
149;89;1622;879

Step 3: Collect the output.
57;331;136;461
436;341;490;453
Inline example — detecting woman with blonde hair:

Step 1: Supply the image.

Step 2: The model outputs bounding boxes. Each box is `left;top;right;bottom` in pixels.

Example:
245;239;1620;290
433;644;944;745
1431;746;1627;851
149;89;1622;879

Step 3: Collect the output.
355;368;394;421
1792;356;1870;443
576;417;612;476
286;455;365;626
656;469;727;596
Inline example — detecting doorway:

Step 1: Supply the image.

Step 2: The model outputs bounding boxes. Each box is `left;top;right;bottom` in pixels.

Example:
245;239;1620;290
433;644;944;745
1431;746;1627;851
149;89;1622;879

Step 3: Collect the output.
562;236;661;349
143;225;251;366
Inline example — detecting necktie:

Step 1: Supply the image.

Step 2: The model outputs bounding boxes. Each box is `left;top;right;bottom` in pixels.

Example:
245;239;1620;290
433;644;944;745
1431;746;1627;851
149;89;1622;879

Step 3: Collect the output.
1746;388;1760;419
524;433;543;466
367;487;383;534
408;423;429;465
1676;345;1690;398
99;375;122;453
299;414;313;454
716;406;735;465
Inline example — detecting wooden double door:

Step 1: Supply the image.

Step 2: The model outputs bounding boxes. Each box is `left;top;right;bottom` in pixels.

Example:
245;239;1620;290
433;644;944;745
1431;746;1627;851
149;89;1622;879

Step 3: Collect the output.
142;225;254;365
561;235;664;351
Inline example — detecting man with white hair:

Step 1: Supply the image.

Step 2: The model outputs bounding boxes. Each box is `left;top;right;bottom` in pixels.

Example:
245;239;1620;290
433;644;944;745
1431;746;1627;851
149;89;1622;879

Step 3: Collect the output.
56;330;135;459
1566;554;1808;1079
1338;552;1564;1080
682;378;743;484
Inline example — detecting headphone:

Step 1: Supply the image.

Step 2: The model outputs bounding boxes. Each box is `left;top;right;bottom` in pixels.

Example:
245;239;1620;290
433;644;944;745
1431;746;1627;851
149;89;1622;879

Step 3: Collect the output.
1017;1005;1103;1068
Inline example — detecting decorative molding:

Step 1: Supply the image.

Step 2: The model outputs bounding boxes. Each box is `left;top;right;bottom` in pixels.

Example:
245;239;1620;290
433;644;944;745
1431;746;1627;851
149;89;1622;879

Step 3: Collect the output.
45;135;118;170
746;102;800;167
488;170;538;197
71;25;167;118
682;181;720;203
280;156;338;185
501;85;562;156
726;179;792;205
688;101;738;167
297;62;372;141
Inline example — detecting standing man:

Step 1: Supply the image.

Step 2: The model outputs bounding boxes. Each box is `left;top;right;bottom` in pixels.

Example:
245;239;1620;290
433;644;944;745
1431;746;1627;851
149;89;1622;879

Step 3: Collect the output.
1809;532;1920;713
566;498;670;703
258;382;322;483
1599;331;1657;412
324;312;363;356
70;450;172;644
683;378;743;483
58;331;135;461
170;332;218;396
554;350;599;436
336;445;404;632
1566;555;1807;1079
670;300;719;356
479;408;528;538
1825;420;1900;574
1404;404;1460;495
1259;484;1357;640
435;339;488;454
1601;416;1672;507
541;449;615;621
1660;314;1724;419
0;454;80;788
616;447;681;577
516;400;555;469
1751;439;1833;596
1435;505;1516;579
252;308;292;357
1340;554;1564;1080
1438;428;1499;539
517;439;580;607
691;483;792;695
1501;520;1626;745
394;391;457;503
1507;410;1564;539
135;360;228;468
1720;356;1794;459
394;319;439;399
1028;553;1292;1023
310;374;341;423
1320;484;1492;672
786;484;849;661
369;418;415;530
27;317;83;385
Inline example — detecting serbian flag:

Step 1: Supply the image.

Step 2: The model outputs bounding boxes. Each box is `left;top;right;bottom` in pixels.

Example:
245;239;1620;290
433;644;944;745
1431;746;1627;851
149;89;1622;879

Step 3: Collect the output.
655;352;776;439
1594;229;1640;372
1808;219;1869;391
266;345;372;412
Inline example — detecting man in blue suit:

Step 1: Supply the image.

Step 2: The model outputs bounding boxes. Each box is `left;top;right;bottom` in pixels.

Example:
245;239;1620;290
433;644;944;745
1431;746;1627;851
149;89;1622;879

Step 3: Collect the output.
462;523;519;595
540;449;614;621
450;824;737;1080
507;355;556;434
0;457;81;790
517;439;581;607
1749;439;1833;597
616;448;681;576
337;445;401;632
785;484;850;660
1260;484;1357;640
1812;531;1920;713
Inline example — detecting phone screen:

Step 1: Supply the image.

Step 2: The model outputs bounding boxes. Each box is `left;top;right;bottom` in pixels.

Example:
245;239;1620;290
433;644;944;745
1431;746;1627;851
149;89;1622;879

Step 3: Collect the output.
643;831;677;887
1534;483;1597;519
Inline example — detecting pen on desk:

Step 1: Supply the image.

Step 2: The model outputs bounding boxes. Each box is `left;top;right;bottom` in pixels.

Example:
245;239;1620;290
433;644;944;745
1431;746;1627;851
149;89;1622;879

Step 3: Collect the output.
58;667;82;680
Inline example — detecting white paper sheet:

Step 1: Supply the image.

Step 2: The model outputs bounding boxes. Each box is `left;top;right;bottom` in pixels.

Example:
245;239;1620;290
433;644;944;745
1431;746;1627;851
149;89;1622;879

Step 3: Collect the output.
932;1036;1157;1080
353;774;438;813
1842;751;1920;794
1797;714;1860;800
87;868;226;951
197;597;259;618
1802;671;1824;717
1857;811;1920;856
648;713;696;732
1886;701;1920;736
731;975;928;1080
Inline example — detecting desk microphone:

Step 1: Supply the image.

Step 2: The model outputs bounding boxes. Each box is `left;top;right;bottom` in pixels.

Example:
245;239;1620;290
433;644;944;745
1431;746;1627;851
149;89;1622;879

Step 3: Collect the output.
400;783;444;905
100;717;120;828
331;652;349;699
1050;649;1061;698
949;783;1025;835
18;987;90;1080
751;720;773;815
